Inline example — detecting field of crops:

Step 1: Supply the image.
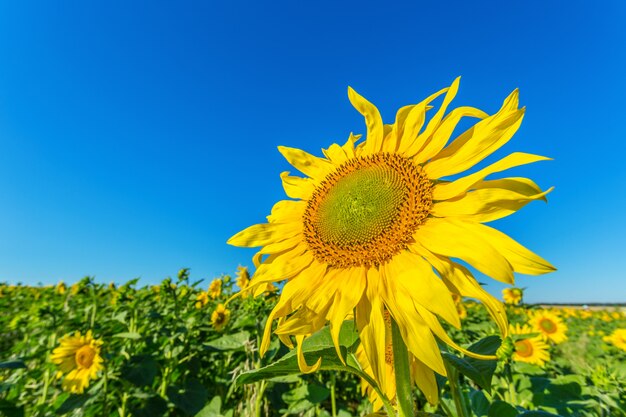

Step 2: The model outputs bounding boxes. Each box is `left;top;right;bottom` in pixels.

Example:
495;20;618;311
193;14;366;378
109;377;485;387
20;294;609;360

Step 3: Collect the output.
0;269;624;417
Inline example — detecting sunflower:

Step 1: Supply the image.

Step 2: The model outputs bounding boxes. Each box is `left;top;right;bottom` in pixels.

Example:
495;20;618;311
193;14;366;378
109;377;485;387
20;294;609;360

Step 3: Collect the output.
228;78;554;404
530;310;567;344
211;304;231;331
196;291;209;309
56;281;67;295
236;266;251;293
509;324;550;366
603;328;626;352
50;330;104;394
208;279;222;299
502;287;523;305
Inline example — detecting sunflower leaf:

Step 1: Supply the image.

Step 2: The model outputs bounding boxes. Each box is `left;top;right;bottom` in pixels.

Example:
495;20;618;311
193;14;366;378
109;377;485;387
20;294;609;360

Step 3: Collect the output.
442;335;501;393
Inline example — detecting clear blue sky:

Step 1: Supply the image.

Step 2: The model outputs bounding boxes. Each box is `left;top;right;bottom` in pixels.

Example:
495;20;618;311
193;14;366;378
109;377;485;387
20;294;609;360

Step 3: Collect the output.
0;1;624;303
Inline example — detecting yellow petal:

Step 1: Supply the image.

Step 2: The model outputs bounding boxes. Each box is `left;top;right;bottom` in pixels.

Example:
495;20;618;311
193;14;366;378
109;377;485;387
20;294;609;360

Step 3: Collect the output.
322;143;349;165
327;267;366;363
414;218;514;284
227;222;300;248
432;178;554;223
469;224;556;275
411;357;439;405
347;87;384;156
415;106;488;163
280;172;317;200
431;152;552;201
296;335;322;374
426;89;525;178
277;146;334;181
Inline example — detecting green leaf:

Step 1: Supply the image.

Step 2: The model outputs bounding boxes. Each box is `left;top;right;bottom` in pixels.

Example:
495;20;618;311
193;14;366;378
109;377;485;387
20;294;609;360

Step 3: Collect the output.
235;322;362;387
442;336;500;393
518;412;561;417
470;390;490;417
195;396;223;417
0;360;25;370
112;332;141;340
131;396;168;417
167;378;208;416
121;355;158;387
203;331;250;351
0;400;24;417
55;394;90;415
487;400;518;417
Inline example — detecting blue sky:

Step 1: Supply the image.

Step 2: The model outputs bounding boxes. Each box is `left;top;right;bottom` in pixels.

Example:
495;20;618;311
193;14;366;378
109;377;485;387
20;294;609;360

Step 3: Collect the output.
0;1;624;303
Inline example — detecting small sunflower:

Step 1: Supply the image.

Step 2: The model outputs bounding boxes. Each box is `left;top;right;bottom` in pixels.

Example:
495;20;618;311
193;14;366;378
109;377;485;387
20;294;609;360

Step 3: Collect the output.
509;324;550;366
530;310;568;344
502;287;523;305
603;328;626;352
195;291;209;309
236;266;250;293
228;78;554;404
50;330;103;394
56;281;67;295
208;279;222;299
211;304;231;331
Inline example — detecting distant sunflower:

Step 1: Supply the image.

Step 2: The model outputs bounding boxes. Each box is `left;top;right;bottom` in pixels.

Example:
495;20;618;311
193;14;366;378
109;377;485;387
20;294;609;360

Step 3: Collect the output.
56;281;67;295
228;78;554;404
195;291;209;309
50;330;103;394
603;328;626;352
236;266;250;293
530;310;568;344
211;304;231;331
502;287;523;305
509;323;550;366
208;279;222;299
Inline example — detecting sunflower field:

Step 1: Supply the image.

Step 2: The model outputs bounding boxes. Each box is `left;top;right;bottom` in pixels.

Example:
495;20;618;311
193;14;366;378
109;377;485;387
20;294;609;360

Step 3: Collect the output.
0;271;624;417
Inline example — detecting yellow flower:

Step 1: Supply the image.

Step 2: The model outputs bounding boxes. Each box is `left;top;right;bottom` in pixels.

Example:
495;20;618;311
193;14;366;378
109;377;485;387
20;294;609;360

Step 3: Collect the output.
502;288;523;305
228;78;554;405
603;329;626;351
208;279;222;299
530;310;568;344
211;304;231;331
509;324;550;367
195;291;209;309
236;266;250;293
56;281;67;295
50;330;104;394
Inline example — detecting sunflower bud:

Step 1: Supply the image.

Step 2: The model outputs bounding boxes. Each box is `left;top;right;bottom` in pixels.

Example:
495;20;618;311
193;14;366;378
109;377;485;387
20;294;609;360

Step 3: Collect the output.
497;336;515;361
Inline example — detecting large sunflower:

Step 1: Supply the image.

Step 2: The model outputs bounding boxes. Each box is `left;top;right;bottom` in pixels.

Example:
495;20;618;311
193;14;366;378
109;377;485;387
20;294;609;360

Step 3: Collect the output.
228;78;554;403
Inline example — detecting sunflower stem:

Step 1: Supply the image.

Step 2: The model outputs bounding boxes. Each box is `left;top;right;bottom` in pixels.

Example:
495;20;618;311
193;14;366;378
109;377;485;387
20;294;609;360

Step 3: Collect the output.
443;359;470;417
391;318;416;417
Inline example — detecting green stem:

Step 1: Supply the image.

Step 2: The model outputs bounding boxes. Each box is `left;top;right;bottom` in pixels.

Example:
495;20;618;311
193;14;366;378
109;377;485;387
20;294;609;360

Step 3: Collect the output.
504;362;517;404
438;398;455;417
330;373;337;417
254;380;267;417
38;369;50;406
391;318;416;417
103;367;109;416
444;360;470;417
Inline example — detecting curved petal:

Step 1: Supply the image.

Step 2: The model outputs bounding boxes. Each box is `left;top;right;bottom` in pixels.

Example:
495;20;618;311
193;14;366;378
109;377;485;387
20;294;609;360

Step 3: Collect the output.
431;152;552;201
228;222;301;248
280;172;317;200
348;87;384;156
296;335;322;373
278;146;335;181
411;357;438;405
414;218;514;284
432;178;554;223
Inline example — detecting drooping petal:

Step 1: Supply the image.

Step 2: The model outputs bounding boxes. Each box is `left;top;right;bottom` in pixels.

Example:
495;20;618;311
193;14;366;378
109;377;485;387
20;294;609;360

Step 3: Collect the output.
431;152;552;201
426;89;525;178
411;357;439;405
227;222;301;248
278;146;335;181
348;87;384;156
280;172;317;200
296;335;322;373
414;218;514;284
431;178;554;223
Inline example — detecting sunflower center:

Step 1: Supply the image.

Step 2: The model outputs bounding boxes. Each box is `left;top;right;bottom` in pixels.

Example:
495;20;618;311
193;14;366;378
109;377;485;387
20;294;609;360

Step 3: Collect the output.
75;345;96;368
303;153;432;268
539;318;557;334
515;339;534;358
